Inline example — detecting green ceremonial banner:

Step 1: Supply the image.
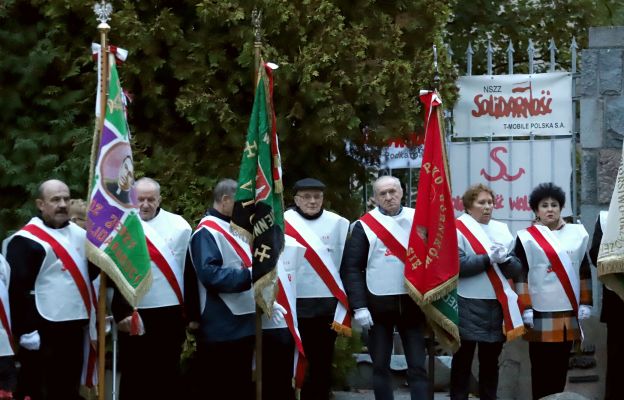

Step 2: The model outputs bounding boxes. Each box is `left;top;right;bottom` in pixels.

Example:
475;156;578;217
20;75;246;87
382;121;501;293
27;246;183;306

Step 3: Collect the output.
86;52;151;306
231;61;284;315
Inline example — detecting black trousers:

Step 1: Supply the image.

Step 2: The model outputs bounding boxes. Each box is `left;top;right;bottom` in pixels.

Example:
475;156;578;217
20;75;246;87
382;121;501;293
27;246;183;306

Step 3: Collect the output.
605;321;624;400
298;315;337;400
528;341;572;400
262;328;295;400
450;340;503;400
118;306;186;400
16;320;86;400
195;335;254;400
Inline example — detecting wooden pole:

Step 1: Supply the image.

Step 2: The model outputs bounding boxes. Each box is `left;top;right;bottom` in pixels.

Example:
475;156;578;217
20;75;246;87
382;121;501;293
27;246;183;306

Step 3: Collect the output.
91;4;111;398
252;8;263;400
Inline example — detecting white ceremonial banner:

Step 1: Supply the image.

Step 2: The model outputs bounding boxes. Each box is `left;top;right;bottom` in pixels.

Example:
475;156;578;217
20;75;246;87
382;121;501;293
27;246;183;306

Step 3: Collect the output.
380;137;424;169
448;138;573;235
453;72;573;137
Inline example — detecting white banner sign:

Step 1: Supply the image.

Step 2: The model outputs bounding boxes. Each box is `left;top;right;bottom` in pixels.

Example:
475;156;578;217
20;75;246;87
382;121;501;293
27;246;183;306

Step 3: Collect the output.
453;72;573;137
380;138;424;169
448;138;572;235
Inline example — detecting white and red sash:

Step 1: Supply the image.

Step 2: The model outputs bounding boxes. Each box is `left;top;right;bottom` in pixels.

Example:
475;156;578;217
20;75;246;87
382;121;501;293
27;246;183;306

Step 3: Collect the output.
359;208;413;295
456;215;524;340
285;215;351;335
523;225;580;314
195;216;254;315
16;218;98;386
261;238;307;391
0;256;13;356
142;222;184;307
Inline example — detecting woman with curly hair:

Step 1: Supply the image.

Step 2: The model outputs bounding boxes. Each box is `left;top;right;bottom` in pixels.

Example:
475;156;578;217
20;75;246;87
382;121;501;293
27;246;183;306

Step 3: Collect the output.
514;182;592;399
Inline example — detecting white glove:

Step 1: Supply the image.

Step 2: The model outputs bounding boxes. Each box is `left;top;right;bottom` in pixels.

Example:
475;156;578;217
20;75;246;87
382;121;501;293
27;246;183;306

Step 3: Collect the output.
354;307;374;331
578;305;592;320
489;243;509;264
20;330;41;351
522;309;534;329
271;302;287;324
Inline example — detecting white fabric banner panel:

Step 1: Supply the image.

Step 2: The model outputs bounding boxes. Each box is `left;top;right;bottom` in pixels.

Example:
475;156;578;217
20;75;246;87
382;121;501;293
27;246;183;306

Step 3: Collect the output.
453;72;573;137
448;138;573;235
380;140;424;169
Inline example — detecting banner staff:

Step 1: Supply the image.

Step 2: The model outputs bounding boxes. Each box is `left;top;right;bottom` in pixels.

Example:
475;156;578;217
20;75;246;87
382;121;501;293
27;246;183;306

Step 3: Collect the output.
91;2;112;399
251;9;264;400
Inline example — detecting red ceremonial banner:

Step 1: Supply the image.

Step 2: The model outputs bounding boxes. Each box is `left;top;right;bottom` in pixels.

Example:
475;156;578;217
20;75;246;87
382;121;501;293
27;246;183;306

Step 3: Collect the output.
405;91;459;304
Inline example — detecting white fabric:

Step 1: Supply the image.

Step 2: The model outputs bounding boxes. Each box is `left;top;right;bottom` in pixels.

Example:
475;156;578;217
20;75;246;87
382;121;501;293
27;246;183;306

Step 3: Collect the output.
7;218;92;322
285;209;349;299
139;209;191;309
262;236;305;330
517;224;588;312
193;216;255;315
0;255;12;356
456;214;514;299
360;207;414;296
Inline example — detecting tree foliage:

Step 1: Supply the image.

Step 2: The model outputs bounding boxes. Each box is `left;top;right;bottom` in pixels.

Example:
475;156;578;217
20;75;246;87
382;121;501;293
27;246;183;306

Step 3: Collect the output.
0;0;456;237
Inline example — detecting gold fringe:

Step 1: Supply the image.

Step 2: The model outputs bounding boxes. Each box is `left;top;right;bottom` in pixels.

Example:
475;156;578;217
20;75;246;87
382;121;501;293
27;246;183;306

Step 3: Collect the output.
229;221;253;244
86;242;152;308
422;276;458;304
254;268;278;315
597;257;624;276
274;178;284;194
420;301;460;354
331;322;352;337
505;325;526;342
405;280;425;305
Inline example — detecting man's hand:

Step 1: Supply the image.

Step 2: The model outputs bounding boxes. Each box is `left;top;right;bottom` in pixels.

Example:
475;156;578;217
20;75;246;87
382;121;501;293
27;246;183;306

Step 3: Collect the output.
20;330;40;351
522;309;534;329
271;302;288;324
354;308;374;331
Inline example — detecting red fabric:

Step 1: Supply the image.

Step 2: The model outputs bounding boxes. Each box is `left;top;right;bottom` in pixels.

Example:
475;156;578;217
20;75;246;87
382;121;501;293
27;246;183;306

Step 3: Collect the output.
405;91;459;300
0;298;13;354
359;213;407;263
526;226;579;314
197;220;252;267
22;224;92;314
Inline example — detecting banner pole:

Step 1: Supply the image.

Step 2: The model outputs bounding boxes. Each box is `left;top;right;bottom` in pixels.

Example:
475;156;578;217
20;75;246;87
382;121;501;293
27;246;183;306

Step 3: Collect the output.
252;8;263;400
92;3;112;399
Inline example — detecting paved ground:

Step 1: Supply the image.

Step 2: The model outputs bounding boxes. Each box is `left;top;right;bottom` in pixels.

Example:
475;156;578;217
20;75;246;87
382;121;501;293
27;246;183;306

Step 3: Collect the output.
333;390;452;399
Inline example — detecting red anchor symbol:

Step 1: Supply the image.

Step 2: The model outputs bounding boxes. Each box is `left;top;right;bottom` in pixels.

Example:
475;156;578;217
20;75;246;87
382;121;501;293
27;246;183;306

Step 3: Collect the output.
480;146;526;182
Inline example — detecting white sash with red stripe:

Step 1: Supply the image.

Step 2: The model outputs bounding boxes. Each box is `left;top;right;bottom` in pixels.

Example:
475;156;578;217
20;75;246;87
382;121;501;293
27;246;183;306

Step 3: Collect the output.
285;210;351;333
261;237;307;390
12;218;94;323
359;207;414;296
140;220;185;308
0;255;13;356
456;214;524;339
194;216;255;315
517;224;586;312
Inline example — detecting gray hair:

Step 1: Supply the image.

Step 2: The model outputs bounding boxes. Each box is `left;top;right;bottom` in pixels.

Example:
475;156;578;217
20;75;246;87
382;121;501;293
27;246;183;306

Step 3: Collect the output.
213;179;237;204
135;177;161;195
372;175;401;195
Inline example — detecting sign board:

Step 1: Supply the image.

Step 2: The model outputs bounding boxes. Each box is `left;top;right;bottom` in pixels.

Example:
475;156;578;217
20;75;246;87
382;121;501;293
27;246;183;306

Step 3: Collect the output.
448;138;573;235
380;136;424;169
453;72;573;137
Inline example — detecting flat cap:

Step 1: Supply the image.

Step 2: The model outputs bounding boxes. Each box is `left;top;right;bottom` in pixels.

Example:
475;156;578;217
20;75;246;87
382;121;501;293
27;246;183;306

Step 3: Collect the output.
293;178;326;192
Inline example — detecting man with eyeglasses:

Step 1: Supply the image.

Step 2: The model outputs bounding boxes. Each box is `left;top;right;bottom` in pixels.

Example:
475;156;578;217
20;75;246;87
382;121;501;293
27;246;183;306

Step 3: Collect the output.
284;178;350;400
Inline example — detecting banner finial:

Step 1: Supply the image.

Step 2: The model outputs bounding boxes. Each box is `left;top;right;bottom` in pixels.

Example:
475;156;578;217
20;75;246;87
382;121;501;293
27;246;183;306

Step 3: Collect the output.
94;1;113;25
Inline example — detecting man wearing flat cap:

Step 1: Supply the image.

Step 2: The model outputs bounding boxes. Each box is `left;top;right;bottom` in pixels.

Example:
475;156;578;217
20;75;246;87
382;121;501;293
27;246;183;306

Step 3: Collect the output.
284;178;351;400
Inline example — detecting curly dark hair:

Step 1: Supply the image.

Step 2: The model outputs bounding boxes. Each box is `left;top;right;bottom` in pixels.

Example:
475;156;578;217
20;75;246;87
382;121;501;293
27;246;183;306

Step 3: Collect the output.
528;182;565;211
461;183;495;212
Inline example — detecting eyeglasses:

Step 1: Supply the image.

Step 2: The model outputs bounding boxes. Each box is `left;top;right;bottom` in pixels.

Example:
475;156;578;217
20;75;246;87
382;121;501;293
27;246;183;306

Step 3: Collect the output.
296;193;323;201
